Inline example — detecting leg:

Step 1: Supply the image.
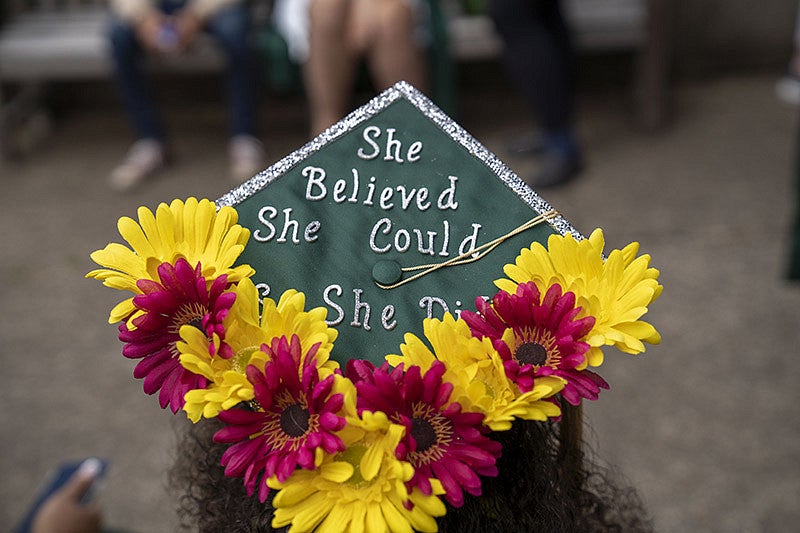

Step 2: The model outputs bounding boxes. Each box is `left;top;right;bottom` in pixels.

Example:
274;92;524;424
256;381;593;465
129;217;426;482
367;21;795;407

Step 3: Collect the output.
354;0;427;92
205;3;258;138
305;0;359;136
488;0;574;136
107;17;169;191
108;18;166;141
488;0;580;187
206;4;266;182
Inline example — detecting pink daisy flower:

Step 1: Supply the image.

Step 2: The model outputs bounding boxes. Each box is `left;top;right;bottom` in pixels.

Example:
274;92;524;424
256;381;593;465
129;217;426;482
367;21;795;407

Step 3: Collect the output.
348;359;502;508
461;282;608;406
214;334;346;502
118;258;235;412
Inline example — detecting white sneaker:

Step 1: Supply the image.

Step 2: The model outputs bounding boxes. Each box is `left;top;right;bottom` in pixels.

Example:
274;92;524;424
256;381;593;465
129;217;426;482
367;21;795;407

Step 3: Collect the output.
776;75;800;107
229;135;266;184
109;139;167;192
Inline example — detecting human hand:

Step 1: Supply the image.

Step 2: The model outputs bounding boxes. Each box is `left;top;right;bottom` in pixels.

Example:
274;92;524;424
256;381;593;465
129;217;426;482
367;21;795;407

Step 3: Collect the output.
135;9;168;53
31;461;103;533
174;9;203;51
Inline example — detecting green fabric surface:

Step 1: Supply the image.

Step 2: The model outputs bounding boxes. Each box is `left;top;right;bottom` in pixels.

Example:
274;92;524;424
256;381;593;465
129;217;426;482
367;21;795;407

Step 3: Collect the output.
232;97;561;365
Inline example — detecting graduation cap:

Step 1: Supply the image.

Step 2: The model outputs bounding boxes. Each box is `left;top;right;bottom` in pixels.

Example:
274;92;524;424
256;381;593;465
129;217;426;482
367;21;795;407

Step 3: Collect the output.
88;81;661;533
218;82;580;366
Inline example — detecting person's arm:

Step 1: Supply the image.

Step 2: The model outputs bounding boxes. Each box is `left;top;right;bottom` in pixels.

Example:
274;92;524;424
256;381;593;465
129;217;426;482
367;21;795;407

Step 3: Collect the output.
108;0;154;22
30;464;102;533
109;0;167;52
173;0;242;50
185;0;241;22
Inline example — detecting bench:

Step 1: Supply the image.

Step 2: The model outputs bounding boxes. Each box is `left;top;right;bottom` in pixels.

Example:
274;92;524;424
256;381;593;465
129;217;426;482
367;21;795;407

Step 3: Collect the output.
0;0;670;158
0;0;253;158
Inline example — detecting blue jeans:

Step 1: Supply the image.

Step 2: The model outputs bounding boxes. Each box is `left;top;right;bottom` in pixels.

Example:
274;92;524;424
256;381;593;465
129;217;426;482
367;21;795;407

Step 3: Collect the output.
108;1;258;141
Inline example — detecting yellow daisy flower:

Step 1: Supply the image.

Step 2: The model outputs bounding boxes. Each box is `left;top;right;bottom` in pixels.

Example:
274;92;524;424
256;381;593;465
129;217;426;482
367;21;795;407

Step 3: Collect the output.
386;315;565;432
268;409;446;533
496;228;662;368
179;278;339;422
87;197;254;324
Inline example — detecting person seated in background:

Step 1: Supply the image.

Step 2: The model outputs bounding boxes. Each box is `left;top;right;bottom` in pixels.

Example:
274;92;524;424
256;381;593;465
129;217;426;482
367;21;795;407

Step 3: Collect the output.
488;0;582;188
107;0;265;190
272;0;429;137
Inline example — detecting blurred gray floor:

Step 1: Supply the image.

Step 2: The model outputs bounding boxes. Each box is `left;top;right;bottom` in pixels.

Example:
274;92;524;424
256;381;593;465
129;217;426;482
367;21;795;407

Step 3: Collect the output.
1;72;799;532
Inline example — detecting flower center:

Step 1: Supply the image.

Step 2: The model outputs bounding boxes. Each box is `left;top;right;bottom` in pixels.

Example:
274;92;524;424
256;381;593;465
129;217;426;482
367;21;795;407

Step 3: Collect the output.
232;346;260;373
259;392;316;450
167;302;210;359
169;302;208;335
407;403;452;466
280;404;310;438
410;417;437;452
515;342;548;366
514;328;561;369
337;445;368;488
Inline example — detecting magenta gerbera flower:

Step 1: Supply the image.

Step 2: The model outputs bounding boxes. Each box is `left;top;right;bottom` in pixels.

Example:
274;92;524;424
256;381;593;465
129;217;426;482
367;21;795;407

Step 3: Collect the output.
214;334;347;502
461;282;608;406
118;258;235;412
348;359;502;508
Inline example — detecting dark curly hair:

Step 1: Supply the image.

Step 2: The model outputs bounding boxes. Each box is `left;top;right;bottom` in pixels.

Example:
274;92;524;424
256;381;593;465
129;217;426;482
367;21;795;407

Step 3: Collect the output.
169;405;652;532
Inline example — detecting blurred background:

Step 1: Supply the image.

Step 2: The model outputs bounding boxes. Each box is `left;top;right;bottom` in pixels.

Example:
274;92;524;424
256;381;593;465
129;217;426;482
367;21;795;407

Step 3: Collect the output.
1;0;799;531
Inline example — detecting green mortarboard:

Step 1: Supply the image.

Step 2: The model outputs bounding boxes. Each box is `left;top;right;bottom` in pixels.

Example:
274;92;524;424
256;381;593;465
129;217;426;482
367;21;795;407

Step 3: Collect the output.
218;82;580;366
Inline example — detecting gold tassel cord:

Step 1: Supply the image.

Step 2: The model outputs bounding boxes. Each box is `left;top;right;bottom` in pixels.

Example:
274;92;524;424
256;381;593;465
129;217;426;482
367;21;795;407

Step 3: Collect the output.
376;210;559;290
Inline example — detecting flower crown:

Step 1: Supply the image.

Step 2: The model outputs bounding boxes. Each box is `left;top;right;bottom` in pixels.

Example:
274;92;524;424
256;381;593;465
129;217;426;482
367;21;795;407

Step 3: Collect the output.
87;197;662;533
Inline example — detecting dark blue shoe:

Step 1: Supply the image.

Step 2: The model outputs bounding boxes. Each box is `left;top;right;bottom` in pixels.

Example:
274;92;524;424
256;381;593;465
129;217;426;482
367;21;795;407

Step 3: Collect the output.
525;148;583;189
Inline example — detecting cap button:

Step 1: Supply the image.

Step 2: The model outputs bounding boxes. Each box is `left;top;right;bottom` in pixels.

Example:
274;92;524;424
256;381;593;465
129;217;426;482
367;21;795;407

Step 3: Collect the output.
372;260;403;285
